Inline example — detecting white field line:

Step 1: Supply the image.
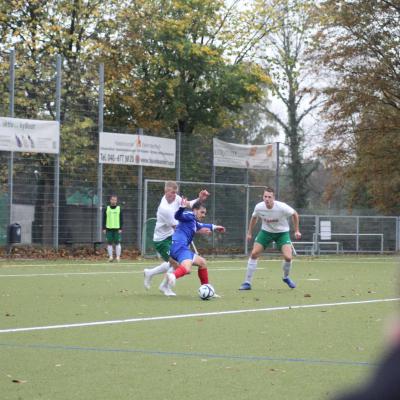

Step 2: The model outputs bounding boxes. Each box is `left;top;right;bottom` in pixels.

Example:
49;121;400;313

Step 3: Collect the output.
0;256;398;270
0;258;398;278
0;298;399;334
0;267;245;278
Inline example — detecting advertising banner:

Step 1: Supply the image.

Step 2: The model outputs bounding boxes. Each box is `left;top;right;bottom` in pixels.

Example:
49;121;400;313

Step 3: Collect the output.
213;138;277;170
99;132;175;168
0;117;60;154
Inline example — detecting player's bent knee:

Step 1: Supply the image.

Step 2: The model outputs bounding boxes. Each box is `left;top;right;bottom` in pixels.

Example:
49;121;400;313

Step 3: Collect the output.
250;250;262;259
194;255;206;267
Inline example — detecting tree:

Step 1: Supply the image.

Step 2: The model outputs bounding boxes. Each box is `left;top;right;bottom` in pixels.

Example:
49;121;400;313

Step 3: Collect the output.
98;0;276;184
255;0;320;208
313;0;400;214
0;0;118;242
105;0;271;135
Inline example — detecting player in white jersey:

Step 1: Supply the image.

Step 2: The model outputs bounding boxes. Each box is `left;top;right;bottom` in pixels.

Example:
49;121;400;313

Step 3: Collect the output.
143;181;210;295
239;186;301;290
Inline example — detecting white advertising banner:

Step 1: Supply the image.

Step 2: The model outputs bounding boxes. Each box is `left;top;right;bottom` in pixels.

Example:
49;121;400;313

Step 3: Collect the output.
99;132;175;168
213;138;277;170
0;117;60;154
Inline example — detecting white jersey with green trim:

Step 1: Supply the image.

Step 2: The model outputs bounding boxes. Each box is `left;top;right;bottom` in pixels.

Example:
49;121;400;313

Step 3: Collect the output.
153;195;197;241
252;200;295;233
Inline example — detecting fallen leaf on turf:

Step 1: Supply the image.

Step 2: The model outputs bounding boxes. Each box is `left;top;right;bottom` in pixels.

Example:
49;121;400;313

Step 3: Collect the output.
304;293;311;297
12;379;27;384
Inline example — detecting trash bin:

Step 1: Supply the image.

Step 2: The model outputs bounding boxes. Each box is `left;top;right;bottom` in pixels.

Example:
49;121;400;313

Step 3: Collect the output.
7;223;21;244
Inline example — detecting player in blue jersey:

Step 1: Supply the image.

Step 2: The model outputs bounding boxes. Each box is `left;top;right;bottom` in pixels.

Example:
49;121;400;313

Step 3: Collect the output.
165;199;225;293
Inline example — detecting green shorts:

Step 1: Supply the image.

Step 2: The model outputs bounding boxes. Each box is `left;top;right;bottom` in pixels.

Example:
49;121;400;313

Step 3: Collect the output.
255;230;291;251
106;229;121;244
153;236;172;261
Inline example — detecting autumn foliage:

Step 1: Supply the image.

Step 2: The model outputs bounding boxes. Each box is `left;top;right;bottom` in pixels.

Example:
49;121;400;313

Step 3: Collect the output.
313;0;400;214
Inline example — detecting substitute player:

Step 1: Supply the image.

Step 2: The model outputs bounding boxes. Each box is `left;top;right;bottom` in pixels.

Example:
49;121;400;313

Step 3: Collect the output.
102;194;123;262
165;200;225;294
143;181;210;296
239;186;301;290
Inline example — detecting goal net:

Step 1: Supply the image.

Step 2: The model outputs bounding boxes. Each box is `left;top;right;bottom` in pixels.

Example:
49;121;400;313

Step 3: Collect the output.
142;179;265;257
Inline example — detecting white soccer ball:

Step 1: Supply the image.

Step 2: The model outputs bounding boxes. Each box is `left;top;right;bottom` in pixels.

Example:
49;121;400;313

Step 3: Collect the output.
198;284;215;300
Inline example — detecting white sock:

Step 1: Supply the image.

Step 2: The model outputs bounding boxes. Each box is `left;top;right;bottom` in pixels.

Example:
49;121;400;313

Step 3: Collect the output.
282;260;292;278
148;262;170;277
159;266;175;289
116;244;121;257
107;245;113;258
245;258;258;284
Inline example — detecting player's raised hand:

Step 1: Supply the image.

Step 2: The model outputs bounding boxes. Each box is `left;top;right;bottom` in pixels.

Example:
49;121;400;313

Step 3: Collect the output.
181;197;189;208
198;190;210;202
214;225;226;233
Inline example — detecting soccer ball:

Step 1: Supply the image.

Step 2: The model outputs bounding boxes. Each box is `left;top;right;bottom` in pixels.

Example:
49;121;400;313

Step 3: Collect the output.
198;284;215;300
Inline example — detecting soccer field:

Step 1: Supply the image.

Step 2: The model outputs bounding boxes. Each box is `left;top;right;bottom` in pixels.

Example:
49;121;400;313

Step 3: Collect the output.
0;255;399;400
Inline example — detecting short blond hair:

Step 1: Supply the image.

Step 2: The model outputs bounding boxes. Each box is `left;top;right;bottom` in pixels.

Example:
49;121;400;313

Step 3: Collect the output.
164;181;179;192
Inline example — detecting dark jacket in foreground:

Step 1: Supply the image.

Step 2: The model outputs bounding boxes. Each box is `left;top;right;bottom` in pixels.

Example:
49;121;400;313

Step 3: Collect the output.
335;343;400;400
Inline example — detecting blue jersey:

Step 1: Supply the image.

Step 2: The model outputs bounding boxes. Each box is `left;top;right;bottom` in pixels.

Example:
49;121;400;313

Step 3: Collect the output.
172;207;213;246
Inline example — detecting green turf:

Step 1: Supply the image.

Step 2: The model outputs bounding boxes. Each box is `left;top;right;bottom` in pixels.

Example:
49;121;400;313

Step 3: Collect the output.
0;255;399;399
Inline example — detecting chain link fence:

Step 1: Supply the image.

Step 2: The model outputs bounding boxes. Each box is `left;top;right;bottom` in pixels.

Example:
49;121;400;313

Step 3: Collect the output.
1;52;399;254
141;181;399;256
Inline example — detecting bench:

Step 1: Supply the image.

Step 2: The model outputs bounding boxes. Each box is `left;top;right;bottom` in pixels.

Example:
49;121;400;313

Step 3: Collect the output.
292;241;341;255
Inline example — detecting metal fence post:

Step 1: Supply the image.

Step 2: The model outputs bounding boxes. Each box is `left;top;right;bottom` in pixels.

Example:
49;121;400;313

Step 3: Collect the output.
275;142;280;199
8;49;15;224
314;215;319;255
53;54;61;249
176;130;181;181
97;63;104;243
356;216;359;253
137;128;143;250
141;179;148;255
245;182;250;255
211;165;216;249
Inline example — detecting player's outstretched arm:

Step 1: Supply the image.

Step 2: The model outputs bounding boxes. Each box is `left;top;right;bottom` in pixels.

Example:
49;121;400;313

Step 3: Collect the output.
214;225;226;233
292;212;301;240
246;216;257;241
197;227;212;235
